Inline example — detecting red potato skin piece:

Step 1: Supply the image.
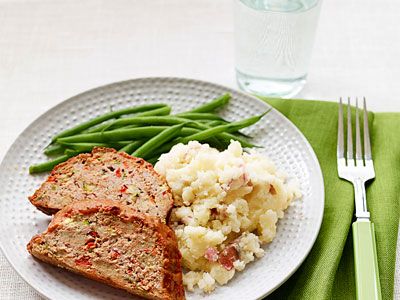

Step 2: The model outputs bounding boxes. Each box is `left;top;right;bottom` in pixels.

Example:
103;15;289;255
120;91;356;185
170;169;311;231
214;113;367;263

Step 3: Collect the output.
204;247;219;262
218;244;239;271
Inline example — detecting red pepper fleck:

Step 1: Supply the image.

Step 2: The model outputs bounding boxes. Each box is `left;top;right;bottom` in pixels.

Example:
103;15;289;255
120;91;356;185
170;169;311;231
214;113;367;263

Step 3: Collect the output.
75;256;92;267
47;176;57;182
110;249;121;260
120;185;128;193
115;168;121;177
63;211;72;218
151;248;158;256
88;231;99;238
218;245;239;271
144;247;157;254
126;267;133;274
86;242;96;250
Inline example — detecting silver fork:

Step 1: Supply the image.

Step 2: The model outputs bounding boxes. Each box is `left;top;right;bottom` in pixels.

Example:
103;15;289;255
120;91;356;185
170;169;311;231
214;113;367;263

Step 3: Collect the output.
337;97;382;300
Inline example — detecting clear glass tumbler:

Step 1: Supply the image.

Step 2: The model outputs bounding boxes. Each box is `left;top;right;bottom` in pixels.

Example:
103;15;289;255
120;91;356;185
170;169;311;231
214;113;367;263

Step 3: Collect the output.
234;0;322;98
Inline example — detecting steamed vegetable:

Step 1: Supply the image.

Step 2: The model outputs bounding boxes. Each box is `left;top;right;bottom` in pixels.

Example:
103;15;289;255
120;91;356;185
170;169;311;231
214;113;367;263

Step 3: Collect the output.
29;93;269;173
52;104;167;141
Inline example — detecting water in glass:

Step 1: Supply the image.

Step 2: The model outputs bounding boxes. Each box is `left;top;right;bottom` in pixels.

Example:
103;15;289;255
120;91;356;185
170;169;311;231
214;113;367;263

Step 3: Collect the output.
234;0;322;98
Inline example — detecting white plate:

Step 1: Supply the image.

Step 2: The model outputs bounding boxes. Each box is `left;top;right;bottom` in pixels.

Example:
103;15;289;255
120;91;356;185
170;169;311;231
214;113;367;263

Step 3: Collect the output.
0;78;324;300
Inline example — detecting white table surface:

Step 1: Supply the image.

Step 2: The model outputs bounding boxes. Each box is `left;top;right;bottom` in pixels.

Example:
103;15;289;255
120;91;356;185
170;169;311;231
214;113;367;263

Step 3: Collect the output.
0;0;399;299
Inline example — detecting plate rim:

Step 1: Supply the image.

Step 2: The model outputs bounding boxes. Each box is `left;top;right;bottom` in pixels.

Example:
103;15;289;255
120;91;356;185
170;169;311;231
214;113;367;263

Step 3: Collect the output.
0;77;324;300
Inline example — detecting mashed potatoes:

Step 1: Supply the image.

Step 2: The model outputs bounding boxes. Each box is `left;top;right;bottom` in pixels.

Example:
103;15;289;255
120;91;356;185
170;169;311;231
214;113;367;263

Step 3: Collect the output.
155;141;300;293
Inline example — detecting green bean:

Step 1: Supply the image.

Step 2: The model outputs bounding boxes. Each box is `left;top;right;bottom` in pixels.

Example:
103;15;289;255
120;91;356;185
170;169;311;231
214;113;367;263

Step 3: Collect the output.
44;116;229;156
143;120;257;158
64;149;82;156
179;112;268;144
144;135;223;159
218;133;258;148
204;120;252;139
205;120;229;126
29;154;72;174
86;106;171;133
102;116;195;131
63;140;140;156
174;113;226;121
45;139;134;156
176;121;241;148
57;126;198;144
122;125;139;129
135;106;171;117
184;122;252;147
51;104;167;142
132;124;185;159
63;143;95;152
193;123;226;149
57;127;166;143
233;130;253;139
44;143;65;156
149;140;177;157
202;120;252;139
85;106;172;134
119;140;145;154
62;142;132;152
103;124;139;132
84;121;119;134
158;132;254;156
179;93;231;114
147;157;159;165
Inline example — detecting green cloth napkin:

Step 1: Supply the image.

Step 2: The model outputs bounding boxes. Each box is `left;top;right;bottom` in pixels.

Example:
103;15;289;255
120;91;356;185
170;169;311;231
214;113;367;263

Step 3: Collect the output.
259;99;400;300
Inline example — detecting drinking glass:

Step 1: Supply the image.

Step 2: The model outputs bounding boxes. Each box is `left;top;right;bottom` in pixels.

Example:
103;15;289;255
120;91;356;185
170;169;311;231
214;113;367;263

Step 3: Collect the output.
234;0;322;98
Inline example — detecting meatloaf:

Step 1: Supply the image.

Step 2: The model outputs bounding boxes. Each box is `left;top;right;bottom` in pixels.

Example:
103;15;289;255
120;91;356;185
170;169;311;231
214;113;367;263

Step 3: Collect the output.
27;199;185;300
29;147;173;220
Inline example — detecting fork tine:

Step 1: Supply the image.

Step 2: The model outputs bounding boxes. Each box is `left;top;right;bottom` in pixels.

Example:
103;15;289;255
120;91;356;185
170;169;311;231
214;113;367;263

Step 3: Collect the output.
347;97;354;164
337;97;344;158
355;98;363;162
363;97;372;160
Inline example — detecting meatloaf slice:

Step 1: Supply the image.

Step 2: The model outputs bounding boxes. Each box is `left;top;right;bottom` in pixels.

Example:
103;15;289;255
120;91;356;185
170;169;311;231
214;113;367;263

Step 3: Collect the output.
29;147;173;220
27;199;185;300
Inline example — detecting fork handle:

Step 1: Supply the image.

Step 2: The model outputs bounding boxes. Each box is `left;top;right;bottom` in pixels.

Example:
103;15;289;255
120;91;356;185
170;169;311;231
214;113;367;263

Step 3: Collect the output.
352;221;382;300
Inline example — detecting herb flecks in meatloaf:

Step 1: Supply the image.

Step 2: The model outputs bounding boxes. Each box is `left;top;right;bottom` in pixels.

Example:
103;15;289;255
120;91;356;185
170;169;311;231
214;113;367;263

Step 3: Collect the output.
29;147;173;220
27;199;185;300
